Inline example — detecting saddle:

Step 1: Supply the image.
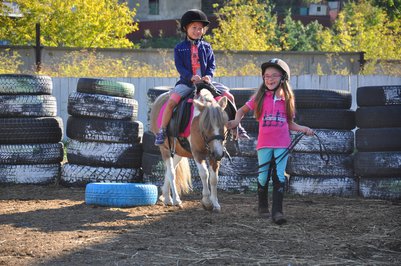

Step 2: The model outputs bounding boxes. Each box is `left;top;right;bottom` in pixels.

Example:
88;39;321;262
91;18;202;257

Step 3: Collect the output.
166;82;237;152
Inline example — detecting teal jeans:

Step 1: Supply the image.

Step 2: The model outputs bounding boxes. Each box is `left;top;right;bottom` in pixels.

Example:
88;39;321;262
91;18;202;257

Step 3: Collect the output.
257;148;288;186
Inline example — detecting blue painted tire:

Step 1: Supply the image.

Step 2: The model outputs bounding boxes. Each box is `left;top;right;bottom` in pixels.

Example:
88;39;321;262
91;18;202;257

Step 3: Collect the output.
85;183;158;207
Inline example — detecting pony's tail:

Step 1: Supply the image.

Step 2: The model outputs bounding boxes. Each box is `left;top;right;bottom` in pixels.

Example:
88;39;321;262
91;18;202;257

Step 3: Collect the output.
175;158;192;195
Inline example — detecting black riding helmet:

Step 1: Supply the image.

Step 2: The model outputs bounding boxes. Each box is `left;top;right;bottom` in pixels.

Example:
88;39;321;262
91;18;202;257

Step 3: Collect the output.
180;9;210;32
261;58;291;81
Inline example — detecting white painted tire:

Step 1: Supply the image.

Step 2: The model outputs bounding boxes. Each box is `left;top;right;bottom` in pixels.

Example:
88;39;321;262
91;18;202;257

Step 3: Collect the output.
60;163;143;187
0;164;60;184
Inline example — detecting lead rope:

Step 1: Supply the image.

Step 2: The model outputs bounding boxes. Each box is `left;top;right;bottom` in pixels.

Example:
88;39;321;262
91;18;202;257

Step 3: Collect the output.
234;132;329;175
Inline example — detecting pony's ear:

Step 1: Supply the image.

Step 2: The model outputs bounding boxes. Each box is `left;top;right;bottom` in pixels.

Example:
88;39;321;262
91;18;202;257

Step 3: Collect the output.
217;96;228;109
193;99;205;111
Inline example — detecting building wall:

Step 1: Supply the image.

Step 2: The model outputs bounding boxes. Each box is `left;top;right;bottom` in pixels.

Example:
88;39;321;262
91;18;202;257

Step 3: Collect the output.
130;0;201;21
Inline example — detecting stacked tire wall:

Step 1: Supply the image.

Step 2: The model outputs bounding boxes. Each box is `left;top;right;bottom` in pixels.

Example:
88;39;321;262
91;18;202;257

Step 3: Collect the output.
218;88;260;192
0;74;63;184
354;86;401;200
287;89;357;196
61;78;143;186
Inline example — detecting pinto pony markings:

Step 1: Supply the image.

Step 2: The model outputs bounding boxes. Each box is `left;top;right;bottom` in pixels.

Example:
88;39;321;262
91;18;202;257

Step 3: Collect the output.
150;89;228;211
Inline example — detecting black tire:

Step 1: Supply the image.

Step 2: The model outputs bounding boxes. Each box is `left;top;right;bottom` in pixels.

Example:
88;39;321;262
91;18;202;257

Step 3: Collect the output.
85;183;158;207
0;95;57;117
219;156;258;176
354;151;401;177
0;117;63;144
0;164;60;184
77;78;135;98
60;163;143;187
0;143;63;164
229;88;256;107
142;131;161;154
292;129;354;154
295;109;355;130
0;74;52;95
68;92;138;120
66;139;142;168
357;85;401;107
286;152;354;176
289;176;357;197
294;89;352;109
239;116;259;133
356;106;401;128
225;132;258;158
141;152;165;179
147;86;171;103
66;116;143;144
356;128;401;152
359;177;401;200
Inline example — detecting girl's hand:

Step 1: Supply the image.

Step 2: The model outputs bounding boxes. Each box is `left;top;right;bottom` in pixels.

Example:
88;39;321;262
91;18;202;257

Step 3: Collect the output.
201;75;211;84
303;126;314;136
226;120;239;129
191;75;201;83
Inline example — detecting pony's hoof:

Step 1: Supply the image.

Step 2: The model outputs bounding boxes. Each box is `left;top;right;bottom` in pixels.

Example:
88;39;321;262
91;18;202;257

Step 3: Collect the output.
202;202;213;211
212;206;221;213
178;203;184;209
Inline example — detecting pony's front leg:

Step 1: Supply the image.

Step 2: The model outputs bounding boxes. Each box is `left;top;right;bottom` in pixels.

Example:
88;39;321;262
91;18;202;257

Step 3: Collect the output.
196;160;213;210
162;156;183;207
208;160;221;212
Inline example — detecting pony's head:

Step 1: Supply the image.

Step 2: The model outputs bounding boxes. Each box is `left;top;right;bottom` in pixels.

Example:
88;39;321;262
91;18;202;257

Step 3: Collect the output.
192;89;228;160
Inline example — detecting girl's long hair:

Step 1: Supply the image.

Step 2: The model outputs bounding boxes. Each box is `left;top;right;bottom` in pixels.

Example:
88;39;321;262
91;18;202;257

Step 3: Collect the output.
253;80;295;123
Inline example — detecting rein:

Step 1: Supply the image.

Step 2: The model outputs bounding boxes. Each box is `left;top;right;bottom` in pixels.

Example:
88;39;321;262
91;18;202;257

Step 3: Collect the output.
240;132;329;175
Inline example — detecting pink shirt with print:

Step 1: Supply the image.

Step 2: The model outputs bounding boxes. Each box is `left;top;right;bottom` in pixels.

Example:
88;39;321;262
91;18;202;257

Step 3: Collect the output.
246;92;291;150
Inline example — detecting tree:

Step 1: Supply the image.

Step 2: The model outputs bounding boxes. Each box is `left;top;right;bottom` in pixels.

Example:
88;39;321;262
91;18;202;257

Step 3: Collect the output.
318;0;401;59
279;11;325;51
0;0;138;48
207;0;280;51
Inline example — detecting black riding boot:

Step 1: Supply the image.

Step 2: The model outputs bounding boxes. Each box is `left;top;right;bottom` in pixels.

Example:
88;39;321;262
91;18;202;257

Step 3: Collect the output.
272;181;287;225
257;182;270;218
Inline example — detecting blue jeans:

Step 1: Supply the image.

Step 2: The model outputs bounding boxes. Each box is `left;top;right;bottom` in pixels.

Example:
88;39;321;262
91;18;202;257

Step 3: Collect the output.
257;148;288;186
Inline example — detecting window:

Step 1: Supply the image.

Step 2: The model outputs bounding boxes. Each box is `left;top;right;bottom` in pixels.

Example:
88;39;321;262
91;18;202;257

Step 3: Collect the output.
149;0;159;15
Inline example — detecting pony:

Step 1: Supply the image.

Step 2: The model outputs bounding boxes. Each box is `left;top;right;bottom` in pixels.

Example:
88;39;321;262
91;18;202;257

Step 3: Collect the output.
150;87;228;212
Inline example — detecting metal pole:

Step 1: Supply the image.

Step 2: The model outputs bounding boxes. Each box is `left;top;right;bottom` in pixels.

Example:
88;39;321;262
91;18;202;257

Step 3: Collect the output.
35;22;42;72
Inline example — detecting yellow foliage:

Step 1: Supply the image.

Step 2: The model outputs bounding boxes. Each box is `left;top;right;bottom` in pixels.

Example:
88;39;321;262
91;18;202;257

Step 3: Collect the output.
0;0;138;48
0;50;23;74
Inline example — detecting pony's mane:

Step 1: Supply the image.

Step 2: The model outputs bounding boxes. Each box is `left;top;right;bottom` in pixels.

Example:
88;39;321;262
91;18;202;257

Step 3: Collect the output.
197;90;228;132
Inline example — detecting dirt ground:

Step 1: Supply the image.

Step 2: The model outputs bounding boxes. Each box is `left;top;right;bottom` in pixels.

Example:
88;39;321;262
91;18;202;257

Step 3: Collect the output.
0;184;400;266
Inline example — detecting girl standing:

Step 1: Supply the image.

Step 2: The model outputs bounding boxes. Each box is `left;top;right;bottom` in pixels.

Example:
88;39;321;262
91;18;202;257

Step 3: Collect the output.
227;58;313;224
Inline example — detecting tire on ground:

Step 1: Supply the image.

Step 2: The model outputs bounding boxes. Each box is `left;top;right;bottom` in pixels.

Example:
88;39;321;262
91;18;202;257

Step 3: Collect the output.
85;183;158;207
60;163;143;187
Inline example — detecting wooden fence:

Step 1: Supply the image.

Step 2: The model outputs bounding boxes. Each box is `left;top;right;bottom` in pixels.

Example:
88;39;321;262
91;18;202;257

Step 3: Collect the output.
52;75;401;138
